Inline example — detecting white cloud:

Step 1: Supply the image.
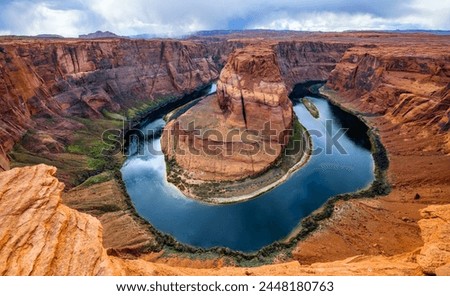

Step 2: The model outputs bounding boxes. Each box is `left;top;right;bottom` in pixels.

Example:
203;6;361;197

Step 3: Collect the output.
79;0;255;36
404;0;450;29
1;1;90;37
249;1;450;32
251;12;394;32
0;0;449;37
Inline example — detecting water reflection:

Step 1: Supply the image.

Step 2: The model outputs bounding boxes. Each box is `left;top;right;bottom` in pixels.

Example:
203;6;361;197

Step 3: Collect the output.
121;96;374;252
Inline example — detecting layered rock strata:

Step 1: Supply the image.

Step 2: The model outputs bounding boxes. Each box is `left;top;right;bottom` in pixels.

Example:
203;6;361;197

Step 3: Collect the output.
0;38;223;172
294;41;450;263
275;41;352;89
1;33;449;274
162;46;293;181
0;164;449;275
0;37;351;174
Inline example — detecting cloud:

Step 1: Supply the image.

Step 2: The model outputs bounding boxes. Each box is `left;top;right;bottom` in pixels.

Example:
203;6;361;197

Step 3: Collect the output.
0;1;92;37
406;0;450;29
0;0;448;37
248;0;450;32
251;12;394;32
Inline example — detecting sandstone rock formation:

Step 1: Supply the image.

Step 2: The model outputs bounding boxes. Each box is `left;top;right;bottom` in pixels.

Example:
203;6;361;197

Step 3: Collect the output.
0;36;351;174
62;179;159;254
0;164;448;275
298;36;450;263
162;46;293;181
0;38;223;172
0;165;123;275
275;41;352;89
417;205;450;275
1;32;449;275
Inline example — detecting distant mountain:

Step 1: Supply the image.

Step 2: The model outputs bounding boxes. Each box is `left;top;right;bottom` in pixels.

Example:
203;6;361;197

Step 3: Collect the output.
189;29;301;37
128;33;160;39
192;29;450;38
344;29;450;35
78;31;121;39
386;29;450;35
35;34;64;39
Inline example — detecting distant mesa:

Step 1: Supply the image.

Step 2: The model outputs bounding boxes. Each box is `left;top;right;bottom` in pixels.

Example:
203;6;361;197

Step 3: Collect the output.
35;34;64;39
78;30;121;39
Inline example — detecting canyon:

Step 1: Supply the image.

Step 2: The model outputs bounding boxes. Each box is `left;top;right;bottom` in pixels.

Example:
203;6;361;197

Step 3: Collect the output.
0;38;226;183
0;32;449;275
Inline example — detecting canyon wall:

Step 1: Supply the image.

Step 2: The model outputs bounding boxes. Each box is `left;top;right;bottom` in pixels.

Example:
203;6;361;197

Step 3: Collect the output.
2;34;448;274
325;44;450;185
0;37;351;173
275;41;352;90
292;38;450;264
0;38;225;171
327;45;450;120
1;164;448;275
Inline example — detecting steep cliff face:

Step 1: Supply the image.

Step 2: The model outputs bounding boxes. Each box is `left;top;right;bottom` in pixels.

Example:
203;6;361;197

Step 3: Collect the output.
327;46;450;120
0;37;351;173
1;164;448;275
299;41;450;264
216;46;293;136
325;44;450;170
0;165;122;275
275;41;351;91
162;46;293;181
0;38;222;171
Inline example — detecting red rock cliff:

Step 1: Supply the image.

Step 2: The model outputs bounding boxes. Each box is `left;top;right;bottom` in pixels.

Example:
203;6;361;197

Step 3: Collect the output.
0;38;222;171
162;46;293;181
0;37;352;173
325;44;450;159
1;164;448;275
275;41;352;90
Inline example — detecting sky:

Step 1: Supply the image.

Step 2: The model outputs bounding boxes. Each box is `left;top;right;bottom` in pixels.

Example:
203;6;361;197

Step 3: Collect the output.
0;0;449;37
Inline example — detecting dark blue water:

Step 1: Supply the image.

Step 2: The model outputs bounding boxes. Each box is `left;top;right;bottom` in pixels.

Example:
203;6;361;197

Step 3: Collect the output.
121;96;374;252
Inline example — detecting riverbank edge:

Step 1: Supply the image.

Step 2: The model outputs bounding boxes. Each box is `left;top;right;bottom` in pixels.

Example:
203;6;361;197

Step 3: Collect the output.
164;115;312;205
112;81;391;266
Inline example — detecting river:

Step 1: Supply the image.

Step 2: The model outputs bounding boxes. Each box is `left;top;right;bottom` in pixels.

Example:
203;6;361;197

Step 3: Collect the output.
121;91;374;252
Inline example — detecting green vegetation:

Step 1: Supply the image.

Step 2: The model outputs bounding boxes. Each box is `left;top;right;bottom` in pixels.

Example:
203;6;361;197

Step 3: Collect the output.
9;93;179;190
79;170;114;188
124;95;175;119
67;144;84;154
10;115;124;188
285;115;305;153
102;109;127;121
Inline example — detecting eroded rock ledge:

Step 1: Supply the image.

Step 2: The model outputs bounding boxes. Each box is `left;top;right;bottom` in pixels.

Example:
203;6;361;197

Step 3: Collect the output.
0;164;448;275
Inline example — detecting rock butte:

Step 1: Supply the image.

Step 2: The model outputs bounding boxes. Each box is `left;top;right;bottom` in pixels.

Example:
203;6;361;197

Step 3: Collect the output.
0;32;449;275
162;46;293;181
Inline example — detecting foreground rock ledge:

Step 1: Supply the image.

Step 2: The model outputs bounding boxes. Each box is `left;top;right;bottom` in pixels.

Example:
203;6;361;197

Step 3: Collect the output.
0;164;449;275
161;46;293;183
